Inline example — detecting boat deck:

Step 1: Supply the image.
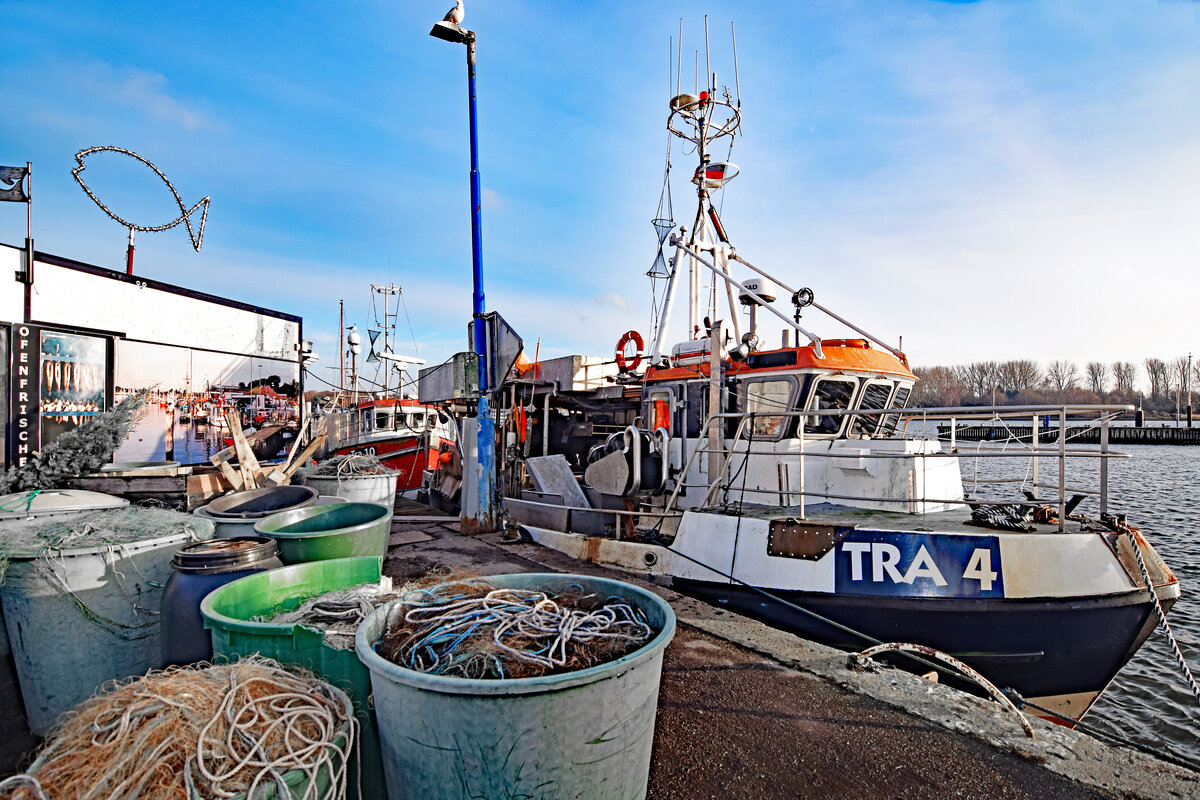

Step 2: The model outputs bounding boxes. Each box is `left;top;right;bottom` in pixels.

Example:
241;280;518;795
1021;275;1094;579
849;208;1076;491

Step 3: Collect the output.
731;502;1094;536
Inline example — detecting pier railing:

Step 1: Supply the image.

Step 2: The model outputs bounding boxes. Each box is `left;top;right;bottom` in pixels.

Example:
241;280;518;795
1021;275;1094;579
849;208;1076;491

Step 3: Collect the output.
672;404;1133;532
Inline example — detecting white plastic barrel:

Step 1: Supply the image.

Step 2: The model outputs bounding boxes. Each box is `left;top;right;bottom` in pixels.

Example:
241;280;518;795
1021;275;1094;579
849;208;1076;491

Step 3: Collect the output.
299;472;399;508
1;528;202;734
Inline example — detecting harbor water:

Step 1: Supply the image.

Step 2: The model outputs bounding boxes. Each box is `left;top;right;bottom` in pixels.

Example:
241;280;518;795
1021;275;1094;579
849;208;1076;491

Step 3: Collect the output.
938;431;1200;766
118;404;287;464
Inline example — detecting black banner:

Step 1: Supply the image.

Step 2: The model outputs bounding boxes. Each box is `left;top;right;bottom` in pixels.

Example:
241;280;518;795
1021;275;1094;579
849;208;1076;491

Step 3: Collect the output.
9;324;111;468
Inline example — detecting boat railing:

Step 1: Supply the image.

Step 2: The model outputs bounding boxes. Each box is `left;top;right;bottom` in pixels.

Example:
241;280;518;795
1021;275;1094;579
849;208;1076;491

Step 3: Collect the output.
669;403;1133;531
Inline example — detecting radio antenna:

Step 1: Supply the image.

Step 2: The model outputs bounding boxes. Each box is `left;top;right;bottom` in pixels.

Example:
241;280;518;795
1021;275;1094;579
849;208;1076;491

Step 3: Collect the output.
732;21;742;110
676;19;683;97
704;15;712;95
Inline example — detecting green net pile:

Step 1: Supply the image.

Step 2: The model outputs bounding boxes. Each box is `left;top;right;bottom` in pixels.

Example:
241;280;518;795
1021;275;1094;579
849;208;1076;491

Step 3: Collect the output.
0;507;214;583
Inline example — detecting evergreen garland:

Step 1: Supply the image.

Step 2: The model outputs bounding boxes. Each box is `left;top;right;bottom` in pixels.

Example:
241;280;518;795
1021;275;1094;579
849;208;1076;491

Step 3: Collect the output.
0;390;150;494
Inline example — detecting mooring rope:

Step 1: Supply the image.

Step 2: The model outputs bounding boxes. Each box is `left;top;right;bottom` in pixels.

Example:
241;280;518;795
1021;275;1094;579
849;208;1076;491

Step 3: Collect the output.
1129;534;1200;704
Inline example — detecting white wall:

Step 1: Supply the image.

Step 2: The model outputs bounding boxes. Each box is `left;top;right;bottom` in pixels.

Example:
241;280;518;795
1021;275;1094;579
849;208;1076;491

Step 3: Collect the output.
29;261;299;359
0;245;27;324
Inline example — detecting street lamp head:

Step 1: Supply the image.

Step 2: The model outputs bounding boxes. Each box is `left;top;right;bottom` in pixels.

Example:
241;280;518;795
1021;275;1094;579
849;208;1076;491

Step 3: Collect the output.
430;20;469;44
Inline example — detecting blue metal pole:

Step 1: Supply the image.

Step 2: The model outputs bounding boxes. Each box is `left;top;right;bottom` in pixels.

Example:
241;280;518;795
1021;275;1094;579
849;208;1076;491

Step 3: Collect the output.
465;32;496;531
466;33;487;390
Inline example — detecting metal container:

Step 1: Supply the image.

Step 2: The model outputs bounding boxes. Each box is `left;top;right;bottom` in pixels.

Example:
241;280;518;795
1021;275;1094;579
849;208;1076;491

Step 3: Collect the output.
354;572;676;800
160;536;284;666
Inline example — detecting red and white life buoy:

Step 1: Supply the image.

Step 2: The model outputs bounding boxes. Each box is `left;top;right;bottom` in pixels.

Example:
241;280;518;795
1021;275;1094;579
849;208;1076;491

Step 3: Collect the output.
615;330;644;373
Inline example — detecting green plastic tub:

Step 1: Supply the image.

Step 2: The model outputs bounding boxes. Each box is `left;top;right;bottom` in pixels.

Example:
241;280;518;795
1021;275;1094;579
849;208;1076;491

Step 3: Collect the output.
201;557;387;800
356;572;677;800
253;503;392;564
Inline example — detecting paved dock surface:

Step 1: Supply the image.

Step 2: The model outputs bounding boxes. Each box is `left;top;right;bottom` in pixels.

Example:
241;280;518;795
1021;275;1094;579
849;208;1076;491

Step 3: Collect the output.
385;500;1197;799
1;499;1195;798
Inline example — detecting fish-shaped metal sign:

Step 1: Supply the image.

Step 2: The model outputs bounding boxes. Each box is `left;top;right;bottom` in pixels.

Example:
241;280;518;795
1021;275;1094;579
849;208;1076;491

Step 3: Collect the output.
72;145;210;251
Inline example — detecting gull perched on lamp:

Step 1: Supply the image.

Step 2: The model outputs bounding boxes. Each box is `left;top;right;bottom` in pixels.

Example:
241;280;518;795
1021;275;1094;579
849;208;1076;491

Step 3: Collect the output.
431;0;468;42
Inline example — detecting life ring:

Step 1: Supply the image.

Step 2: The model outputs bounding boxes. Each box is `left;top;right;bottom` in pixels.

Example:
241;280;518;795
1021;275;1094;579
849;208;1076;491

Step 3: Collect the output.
615;330;644;373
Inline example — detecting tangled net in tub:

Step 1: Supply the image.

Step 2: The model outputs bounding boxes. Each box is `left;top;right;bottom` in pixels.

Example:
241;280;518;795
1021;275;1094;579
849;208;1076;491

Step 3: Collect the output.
309;453;393;477
0;507;213;585
376;578;658;680
0;657;356;800
253;579;407;650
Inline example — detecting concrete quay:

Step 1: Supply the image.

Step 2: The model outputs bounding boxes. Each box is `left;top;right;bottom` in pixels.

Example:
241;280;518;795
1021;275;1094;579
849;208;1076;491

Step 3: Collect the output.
1;500;1195;798
383;502;1197;800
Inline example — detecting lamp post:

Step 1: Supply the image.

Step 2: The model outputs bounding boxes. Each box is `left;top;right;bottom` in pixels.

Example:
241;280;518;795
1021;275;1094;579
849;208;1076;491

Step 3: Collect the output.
431;13;497;532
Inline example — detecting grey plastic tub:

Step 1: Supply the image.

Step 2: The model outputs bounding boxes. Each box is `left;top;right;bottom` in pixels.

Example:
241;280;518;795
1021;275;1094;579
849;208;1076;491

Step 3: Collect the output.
254;502;393;564
1;528;205;735
298;472;398;508
194;486;328;538
355;573;676;800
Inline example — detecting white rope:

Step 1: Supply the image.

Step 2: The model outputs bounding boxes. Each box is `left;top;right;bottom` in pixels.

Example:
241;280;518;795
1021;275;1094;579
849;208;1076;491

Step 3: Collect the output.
1130;536;1200;704
397;585;653;675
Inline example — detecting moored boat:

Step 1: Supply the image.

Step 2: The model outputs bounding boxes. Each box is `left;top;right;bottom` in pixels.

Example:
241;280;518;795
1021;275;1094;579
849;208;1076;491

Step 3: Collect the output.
423;33;1182;725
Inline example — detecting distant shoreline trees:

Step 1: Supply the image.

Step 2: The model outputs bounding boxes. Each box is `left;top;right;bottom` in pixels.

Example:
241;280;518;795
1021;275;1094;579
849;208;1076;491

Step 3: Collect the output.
910;357;1198;414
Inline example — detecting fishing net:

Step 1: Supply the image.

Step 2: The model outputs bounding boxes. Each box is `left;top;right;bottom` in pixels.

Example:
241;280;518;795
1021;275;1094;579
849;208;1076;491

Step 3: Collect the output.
0;657;356;800
0;507;214;584
253;580;404;651
377;578;657;680
308;454;393;477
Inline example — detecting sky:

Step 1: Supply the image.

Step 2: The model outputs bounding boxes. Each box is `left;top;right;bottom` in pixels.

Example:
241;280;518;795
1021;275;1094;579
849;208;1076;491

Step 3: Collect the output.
2;0;1199;392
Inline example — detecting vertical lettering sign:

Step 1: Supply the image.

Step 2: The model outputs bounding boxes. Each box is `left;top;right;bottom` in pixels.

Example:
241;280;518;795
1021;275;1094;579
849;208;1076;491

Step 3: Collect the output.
835;531;1004;598
11;324;39;466
9;325;110;467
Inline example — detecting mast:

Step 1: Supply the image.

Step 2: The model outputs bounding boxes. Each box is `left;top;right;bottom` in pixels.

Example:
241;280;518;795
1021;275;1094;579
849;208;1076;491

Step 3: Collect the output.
338;299;345;406
655;33;742;360
371;283;401;398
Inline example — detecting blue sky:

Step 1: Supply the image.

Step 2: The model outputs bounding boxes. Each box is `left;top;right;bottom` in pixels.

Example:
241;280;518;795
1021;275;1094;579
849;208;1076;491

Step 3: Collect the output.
2;0;1199;389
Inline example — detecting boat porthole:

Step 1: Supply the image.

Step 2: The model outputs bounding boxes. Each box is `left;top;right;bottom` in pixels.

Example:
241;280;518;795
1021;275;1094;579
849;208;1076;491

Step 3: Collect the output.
643;551;658;567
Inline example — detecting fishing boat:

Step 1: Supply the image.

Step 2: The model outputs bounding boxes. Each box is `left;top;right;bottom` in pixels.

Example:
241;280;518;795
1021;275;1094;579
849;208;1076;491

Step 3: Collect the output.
318;285;457;494
427;37;1182;725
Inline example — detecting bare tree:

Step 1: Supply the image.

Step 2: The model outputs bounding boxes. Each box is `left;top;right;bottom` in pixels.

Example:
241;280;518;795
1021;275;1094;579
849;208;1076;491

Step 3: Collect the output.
1143;358;1168;398
1170;356;1190;399
996;360;1041;397
1085;362;1109;395
1112;362;1138;396
960;361;999;401
1044;360;1080;393
911;366;965;407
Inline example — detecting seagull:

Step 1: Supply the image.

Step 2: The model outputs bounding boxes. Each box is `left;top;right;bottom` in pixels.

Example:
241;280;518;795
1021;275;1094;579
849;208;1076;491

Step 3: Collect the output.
443;0;464;25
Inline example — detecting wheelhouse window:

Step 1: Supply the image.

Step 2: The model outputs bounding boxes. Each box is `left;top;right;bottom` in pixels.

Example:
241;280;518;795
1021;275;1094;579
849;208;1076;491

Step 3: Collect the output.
743;378;796;440
802;378;857;437
878;383;912;437
851;381;894;437
376;410;392;430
